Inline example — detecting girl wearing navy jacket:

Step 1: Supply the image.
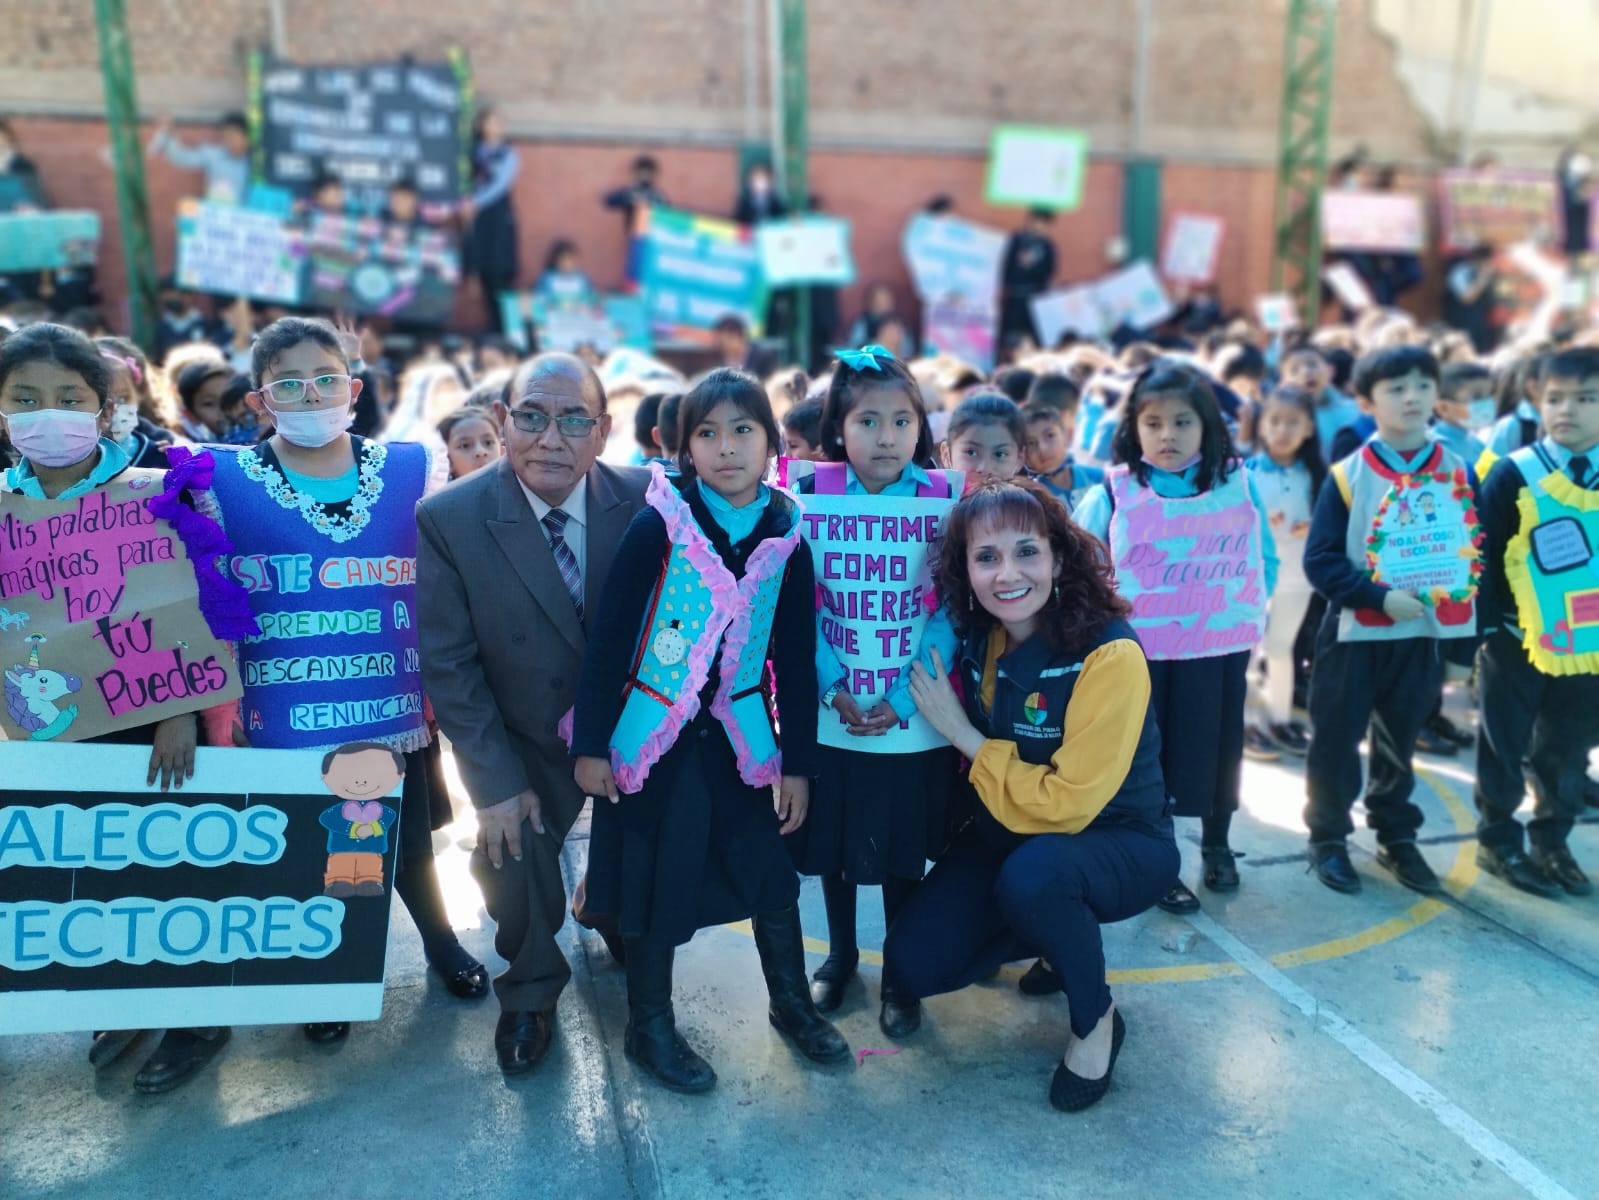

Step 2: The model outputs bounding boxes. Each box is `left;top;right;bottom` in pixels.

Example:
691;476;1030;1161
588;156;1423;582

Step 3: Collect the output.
571;369;848;1094
882;479;1178;1112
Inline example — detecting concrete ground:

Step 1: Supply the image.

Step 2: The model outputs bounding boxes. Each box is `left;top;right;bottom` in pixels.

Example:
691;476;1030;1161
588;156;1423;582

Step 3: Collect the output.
4;736;1597;1200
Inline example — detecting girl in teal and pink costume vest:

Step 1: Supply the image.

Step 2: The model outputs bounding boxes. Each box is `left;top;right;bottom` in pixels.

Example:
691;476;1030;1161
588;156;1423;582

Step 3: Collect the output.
777;347;964;1041
571;368;847;1094
1075;362;1277;913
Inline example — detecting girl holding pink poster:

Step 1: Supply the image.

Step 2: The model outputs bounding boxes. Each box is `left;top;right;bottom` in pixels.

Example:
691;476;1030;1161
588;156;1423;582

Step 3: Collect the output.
1074;362;1277;913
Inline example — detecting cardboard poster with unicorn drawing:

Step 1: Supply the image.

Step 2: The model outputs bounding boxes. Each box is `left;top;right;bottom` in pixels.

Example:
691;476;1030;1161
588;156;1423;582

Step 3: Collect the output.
0;468;246;744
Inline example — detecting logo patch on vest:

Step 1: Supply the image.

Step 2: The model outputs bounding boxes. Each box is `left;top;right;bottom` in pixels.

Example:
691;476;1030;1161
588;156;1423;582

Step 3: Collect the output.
1022;692;1048;725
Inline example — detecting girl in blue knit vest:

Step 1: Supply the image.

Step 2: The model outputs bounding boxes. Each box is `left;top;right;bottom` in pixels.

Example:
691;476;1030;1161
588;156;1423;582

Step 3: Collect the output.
571;368;847;1094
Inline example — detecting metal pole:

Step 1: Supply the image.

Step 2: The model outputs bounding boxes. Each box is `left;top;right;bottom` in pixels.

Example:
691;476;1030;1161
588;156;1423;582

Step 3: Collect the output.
268;0;289;57
93;0;159;349
766;0;786;191
777;0;809;369
1130;0;1153;153
1458;0;1492;166
742;0;760;142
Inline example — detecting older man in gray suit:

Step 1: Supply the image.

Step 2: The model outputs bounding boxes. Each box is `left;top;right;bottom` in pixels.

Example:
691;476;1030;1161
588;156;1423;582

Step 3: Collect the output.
417;352;648;1074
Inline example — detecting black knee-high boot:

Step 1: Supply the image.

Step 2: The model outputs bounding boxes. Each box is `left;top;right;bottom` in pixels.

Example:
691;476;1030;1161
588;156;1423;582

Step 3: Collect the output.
753;906;851;1064
622;938;716;1093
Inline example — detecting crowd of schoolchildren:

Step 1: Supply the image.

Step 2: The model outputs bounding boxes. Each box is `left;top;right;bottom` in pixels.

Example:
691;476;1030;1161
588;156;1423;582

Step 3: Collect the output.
4;139;1598;1118
8;293;1596;1113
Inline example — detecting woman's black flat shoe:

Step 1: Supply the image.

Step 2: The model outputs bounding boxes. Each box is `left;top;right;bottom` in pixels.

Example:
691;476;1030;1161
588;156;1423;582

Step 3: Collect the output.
1201;847;1241;892
1155;881;1201;914
1049;1009;1125;1113
1018;959;1062;996
879;997;922;1039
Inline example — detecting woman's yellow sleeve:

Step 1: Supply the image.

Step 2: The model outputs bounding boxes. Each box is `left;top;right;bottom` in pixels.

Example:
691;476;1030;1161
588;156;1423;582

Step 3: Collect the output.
966;638;1151;835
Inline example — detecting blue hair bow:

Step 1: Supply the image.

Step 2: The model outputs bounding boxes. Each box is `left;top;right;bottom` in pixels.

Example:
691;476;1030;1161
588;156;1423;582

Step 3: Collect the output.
835;344;895;372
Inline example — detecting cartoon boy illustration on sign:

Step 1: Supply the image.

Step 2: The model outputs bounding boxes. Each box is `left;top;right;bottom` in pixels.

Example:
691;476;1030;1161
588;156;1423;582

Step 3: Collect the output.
317;742;404;898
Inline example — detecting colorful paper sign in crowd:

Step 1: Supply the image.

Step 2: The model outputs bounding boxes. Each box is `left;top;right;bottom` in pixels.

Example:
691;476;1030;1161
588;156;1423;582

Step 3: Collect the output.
0;473;241;744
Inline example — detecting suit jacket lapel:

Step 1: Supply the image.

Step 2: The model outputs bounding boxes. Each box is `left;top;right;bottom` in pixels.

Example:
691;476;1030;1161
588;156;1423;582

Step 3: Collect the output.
487;461;586;654
583;462;641;625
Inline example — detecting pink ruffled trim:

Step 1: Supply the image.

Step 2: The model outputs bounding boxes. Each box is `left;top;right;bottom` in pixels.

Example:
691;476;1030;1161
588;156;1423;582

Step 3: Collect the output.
709;483;803;787
605;466;802;791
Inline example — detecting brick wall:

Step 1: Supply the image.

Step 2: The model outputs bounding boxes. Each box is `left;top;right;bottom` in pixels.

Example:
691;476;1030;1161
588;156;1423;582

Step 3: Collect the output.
1;1;1447;335
1;1;1436;160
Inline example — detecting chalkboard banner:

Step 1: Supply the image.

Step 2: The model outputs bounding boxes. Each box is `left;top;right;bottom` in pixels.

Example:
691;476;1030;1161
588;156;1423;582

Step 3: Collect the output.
0;742;405;1033
251;50;471;209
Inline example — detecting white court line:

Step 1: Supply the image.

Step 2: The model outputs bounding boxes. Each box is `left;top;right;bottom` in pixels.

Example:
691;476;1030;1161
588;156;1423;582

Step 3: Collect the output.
1186;910;1577;1200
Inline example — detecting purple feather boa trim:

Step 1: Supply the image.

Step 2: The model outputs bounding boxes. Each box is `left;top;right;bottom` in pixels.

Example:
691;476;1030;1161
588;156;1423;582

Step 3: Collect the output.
150;446;262;641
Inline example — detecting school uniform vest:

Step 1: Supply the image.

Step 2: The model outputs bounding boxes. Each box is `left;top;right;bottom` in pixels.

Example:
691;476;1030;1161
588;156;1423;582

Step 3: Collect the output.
607;468;803;793
958;618;1171;835
208;438;431;752
1330;441;1481;643
1105;464;1267;661
1503;444;1599;675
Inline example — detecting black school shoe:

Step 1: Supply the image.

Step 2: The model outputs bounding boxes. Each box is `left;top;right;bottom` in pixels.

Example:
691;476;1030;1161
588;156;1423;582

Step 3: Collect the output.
1155;880;1201;914
427;939;490;1000
1201;847;1241;892
133;1027;231;1094
808;952;859;1014
89;1029;143;1069
1269;721;1311;757
1243;726;1281;762
1413;726;1458;757
1531;845;1593;896
1308;842;1361;893
1477;845;1560;897
1375;841;1441;894
1049;1009;1125;1113
1426;712;1475;748
1018;959;1062;996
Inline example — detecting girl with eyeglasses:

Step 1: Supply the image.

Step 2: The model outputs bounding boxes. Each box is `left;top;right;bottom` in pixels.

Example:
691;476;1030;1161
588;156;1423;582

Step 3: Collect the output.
206;316;490;1047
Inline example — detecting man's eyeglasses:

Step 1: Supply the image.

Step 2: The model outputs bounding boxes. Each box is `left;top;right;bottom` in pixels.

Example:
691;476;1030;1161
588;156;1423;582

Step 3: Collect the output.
509;408;601;438
260;374;353;405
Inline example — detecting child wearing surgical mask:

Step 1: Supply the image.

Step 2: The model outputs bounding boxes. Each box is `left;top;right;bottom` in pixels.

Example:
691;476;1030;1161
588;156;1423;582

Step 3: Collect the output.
1;322;238;1093
95;335;179;469
1434;361;1494;464
206;316;489;1046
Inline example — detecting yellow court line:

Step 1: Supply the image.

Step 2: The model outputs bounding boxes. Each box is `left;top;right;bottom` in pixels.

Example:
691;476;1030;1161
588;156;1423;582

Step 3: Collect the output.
724;765;1480;985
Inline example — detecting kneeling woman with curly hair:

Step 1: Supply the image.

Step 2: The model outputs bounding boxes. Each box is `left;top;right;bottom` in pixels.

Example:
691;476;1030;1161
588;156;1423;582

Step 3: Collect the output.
881;479;1179;1112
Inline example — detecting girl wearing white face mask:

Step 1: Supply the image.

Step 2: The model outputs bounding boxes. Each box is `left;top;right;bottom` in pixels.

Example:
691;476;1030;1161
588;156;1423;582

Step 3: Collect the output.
0;322;239;1092
206;316;489;1042
95;336;180;470
1;324;123;498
